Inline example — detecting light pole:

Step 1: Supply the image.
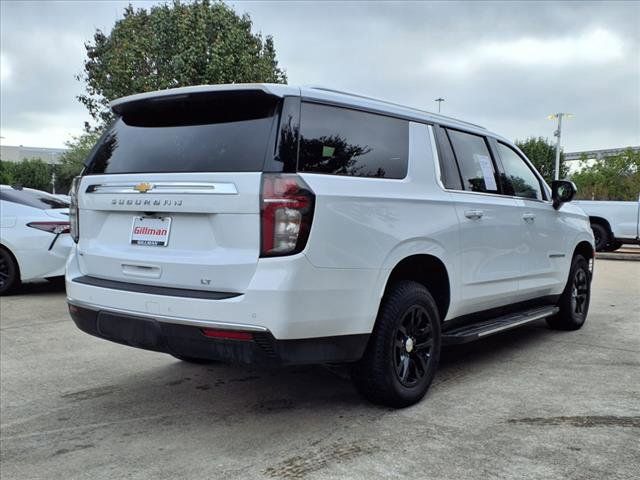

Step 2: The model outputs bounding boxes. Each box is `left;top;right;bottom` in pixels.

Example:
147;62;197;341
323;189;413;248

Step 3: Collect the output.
49;151;56;194
547;113;573;180
435;97;445;113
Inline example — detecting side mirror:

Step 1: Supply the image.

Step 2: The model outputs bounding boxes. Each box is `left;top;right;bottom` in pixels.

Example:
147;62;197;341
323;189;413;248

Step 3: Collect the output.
551;180;577;209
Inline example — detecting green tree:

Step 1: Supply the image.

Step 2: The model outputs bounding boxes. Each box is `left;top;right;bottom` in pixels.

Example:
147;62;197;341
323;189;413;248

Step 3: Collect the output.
571;149;640;201
2;159;52;191
77;0;287;129
55;132;101;193
515;137;568;183
0;160;18;185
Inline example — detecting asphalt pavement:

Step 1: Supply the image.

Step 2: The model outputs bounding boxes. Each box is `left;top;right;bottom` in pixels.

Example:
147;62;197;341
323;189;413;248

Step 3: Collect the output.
1;259;639;480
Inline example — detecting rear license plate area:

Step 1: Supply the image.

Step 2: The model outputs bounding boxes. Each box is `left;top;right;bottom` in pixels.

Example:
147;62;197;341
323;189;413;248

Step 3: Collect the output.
131;216;171;246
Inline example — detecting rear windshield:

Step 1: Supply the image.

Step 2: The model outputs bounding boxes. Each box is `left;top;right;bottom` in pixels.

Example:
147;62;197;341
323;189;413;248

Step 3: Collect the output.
0;189;69;209
84;91;279;174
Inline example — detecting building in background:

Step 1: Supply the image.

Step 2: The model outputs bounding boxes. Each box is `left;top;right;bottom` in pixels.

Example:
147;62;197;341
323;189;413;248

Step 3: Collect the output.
0;145;69;193
0;145;68;164
565;146;640;175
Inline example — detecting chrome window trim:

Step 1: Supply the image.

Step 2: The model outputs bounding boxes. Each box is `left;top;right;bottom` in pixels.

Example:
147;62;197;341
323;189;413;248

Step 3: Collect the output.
85;181;238;195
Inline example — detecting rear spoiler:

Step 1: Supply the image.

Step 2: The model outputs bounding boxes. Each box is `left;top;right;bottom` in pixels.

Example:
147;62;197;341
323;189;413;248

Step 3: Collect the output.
110;84;299;115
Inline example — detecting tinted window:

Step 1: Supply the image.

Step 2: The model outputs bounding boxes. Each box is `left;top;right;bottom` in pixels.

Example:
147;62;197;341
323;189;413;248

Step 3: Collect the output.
447;129;499;193
497;143;543;200
434;126;462;190
298;103;408;179
265;96;300;173
85;91;279;174
0;189;69;209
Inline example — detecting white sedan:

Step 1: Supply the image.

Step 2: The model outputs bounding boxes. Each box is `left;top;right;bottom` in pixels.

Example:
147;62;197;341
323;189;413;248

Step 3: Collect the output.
0;185;73;294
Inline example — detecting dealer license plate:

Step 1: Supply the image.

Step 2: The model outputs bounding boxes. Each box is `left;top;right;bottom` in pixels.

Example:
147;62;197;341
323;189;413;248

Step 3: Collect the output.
130;216;171;247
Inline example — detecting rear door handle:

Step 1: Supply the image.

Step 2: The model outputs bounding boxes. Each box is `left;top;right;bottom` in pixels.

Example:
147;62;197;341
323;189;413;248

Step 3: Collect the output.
522;212;536;223
464;209;484;220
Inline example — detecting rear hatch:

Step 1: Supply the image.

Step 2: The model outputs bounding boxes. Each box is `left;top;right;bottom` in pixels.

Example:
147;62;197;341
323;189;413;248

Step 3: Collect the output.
76;89;282;293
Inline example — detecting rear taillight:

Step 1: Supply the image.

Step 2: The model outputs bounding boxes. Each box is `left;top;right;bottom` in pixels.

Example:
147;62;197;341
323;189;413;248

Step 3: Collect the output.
260;174;315;257
27;222;70;234
69;176;81;243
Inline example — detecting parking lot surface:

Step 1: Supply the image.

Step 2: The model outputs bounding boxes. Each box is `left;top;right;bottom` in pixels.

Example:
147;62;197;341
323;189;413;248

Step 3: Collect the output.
1;260;639;480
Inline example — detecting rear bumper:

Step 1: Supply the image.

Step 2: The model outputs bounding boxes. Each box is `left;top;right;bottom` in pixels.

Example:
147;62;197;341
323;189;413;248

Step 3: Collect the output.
66;247;381;339
68;302;368;365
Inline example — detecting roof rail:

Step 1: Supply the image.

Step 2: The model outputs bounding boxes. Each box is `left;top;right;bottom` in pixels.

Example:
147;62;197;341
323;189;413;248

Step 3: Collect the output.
307;86;486;130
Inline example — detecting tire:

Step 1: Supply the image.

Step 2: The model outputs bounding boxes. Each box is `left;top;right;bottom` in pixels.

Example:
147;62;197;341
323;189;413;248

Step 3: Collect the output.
352;280;441;408
0;247;20;296
170;354;217;364
591;223;609;252
547;255;591;331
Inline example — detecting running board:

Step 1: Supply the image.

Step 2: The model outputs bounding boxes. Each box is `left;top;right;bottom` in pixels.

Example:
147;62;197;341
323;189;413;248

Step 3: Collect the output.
442;306;559;345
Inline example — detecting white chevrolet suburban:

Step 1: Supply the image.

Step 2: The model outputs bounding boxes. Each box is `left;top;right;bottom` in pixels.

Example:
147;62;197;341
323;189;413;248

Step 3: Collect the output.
66;84;595;407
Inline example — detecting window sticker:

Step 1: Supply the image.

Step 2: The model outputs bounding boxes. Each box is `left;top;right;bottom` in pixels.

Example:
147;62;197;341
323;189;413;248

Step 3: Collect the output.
474;154;497;191
322;145;335;157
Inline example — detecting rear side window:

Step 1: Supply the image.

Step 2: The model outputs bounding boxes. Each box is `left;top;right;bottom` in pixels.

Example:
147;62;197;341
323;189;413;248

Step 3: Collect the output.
0;189;69;209
447;129;499;193
298;103;408;179
85;91;279;174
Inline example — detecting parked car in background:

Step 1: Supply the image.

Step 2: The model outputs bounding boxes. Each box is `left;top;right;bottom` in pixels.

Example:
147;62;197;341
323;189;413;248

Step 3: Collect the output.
66;84;594;407
574;197;640;251
53;194;71;203
0;185;72;294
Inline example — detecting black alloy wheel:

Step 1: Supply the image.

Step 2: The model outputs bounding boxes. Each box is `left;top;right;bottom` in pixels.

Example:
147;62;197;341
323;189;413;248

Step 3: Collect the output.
394;305;435;387
352;280;441;408
570;267;589;319
547;254;591;331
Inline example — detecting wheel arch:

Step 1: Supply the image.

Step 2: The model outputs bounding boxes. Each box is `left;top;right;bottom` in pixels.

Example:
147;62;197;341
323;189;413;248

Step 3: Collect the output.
573;240;595;262
380;253;451;322
589;216;613;235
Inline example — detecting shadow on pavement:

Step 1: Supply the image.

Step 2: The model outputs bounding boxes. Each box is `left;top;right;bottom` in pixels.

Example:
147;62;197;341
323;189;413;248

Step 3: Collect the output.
6;279;66;296
54;321;555;424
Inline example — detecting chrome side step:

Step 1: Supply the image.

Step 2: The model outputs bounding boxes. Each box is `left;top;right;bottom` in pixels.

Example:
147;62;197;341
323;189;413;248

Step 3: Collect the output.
442;306;559;345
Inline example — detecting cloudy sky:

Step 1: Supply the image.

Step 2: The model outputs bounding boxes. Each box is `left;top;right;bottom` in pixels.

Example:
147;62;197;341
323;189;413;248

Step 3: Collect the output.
1;0;638;151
